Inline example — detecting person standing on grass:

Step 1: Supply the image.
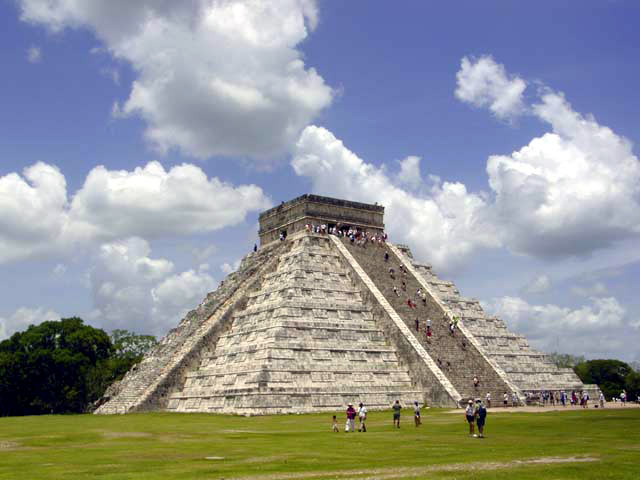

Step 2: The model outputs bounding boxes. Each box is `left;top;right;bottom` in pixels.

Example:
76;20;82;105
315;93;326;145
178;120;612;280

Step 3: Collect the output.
485;392;491;408
599;391;605;408
465;400;476;436
413;401;421;427
475;399;487;438
358;403;367;432
503;392;508;407
392;400;402;428
332;415;339;432
345;403;356;432
511;392;518;407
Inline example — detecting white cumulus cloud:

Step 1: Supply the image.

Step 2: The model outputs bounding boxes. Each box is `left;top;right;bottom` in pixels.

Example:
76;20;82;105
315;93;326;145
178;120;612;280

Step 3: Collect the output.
292;125;498;272
487;90;640;258
0;307;60;340
88;238;216;335
0;161;270;264
0;162;73;263
483;295;633;359
19;0;333;161
455;55;526;120
70;161;271;240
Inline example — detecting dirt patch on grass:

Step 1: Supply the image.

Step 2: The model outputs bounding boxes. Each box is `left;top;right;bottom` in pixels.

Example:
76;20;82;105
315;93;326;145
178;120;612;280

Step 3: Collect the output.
0;441;20;449
232;456;598;480
239;455;291;464
102;431;153;439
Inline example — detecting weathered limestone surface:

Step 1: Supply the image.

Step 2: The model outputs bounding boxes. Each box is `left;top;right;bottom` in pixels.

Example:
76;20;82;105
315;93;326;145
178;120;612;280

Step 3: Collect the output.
338;237;521;404
259;194;384;245
406;251;593;396
96;195;596;415
95;240;288;414
167;233;423;414
329;235;460;407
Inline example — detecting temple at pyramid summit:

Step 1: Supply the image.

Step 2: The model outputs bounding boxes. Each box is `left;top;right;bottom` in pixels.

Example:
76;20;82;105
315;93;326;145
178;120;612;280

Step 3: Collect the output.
95;195;596;415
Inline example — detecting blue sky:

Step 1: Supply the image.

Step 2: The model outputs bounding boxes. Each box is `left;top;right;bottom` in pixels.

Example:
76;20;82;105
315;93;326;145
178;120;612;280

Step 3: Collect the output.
1;0;638;362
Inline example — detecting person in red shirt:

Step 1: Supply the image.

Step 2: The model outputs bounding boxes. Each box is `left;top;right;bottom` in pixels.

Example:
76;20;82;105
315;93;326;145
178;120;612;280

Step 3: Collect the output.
345;403;357;432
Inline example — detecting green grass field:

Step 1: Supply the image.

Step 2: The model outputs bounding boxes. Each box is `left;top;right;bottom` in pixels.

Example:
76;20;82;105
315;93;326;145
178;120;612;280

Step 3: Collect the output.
1;407;639;479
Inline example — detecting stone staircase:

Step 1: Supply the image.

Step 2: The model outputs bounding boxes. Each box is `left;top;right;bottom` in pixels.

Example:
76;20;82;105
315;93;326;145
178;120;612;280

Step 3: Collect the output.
408;260;593;398
94;240;288;414
166;233;423;414
339;237;519;405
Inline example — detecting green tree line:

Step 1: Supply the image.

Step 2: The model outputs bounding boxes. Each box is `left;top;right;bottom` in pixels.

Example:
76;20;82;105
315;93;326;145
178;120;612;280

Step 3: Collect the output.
0;318;156;416
549;352;640;401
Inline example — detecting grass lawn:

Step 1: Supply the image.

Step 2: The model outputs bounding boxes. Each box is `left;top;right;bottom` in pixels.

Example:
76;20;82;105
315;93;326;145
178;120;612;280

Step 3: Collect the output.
0;407;639;479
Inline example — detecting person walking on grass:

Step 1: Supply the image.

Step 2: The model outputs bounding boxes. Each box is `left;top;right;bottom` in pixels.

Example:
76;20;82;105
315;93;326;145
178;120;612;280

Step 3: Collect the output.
392;400;402;428
345;403;356;432
332;415;339;432
465;399;476;436
475;399;487;438
358;402;367;432
413;401;421;427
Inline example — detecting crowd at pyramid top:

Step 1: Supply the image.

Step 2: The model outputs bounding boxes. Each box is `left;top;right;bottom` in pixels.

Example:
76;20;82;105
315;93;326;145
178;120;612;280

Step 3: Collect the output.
282;222;389;246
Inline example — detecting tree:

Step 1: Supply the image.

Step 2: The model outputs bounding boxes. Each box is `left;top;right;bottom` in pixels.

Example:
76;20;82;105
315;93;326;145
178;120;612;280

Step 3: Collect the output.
574;359;633;400
624;371;640;402
0;318;112;416
89;330;158;398
548;352;586;369
110;329;157;358
0;322;159;416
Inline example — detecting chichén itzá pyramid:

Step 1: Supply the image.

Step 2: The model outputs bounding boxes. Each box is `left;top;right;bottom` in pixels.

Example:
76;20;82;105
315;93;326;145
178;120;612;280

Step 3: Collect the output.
95;194;595;415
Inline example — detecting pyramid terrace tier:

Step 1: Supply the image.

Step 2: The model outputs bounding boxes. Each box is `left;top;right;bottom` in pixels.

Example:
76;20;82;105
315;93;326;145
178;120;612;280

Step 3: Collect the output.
165;232;425;414
405;246;591;396
96;224;597;415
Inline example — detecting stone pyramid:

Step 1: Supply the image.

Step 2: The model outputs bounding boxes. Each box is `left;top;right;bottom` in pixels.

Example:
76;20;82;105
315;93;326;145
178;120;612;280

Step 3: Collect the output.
95;194;595;415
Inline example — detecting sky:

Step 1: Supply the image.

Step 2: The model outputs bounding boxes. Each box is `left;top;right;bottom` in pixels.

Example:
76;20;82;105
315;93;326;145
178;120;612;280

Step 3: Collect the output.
1;0;639;362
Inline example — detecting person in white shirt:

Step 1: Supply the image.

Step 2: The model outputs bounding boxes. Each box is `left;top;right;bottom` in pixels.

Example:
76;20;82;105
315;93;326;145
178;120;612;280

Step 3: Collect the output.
465;400;476;436
413;401;421;427
358;403;367;432
485;392;491;408
599;392;605;408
